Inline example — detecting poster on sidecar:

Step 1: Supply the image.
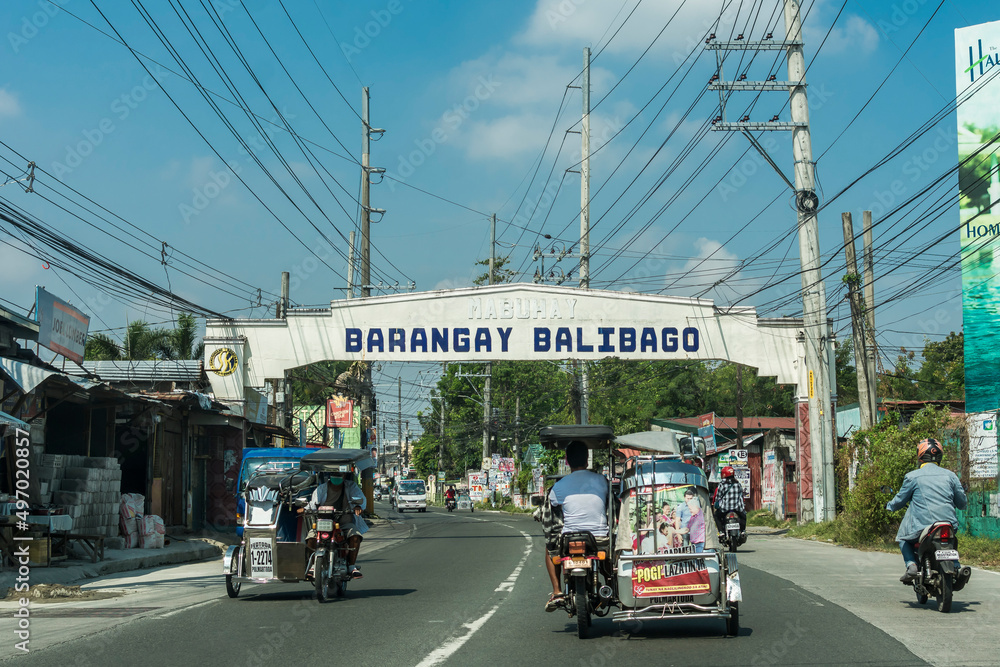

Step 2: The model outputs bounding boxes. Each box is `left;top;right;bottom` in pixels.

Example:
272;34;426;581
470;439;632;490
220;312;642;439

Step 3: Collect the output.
612;455;741;636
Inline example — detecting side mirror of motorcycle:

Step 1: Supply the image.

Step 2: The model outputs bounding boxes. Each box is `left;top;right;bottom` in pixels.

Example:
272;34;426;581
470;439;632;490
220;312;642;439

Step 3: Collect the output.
530;495;543;507
879;486;894;495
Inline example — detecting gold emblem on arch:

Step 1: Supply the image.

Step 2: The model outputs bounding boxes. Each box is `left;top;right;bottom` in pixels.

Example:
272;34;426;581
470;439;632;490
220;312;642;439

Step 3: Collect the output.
209;348;238;376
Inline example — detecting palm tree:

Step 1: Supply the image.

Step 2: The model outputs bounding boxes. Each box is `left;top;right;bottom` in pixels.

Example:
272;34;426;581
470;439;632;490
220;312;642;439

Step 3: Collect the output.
170;313;204;360
84;316;197;361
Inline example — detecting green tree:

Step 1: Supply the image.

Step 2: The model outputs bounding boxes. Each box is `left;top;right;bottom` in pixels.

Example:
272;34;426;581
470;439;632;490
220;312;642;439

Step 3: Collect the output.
472;254;518;286
879;349;920;400
914;332;964;400
836;339;859;405
170;312;203;360
84;320;173;360
838;406;956;542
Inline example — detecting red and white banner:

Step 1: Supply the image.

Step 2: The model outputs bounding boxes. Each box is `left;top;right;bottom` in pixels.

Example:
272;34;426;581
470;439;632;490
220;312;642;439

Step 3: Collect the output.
326;397;354;428
632;552;711;598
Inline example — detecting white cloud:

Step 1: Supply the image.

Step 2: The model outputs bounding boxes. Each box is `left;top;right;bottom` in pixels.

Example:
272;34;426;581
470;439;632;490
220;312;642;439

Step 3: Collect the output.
0;241;44;291
436;51;615;161
518;0;729;58
0;88;22;119
806;13;879;56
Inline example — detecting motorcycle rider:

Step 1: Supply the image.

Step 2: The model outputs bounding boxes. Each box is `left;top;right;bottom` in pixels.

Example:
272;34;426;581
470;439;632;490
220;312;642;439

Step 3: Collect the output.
713;466;747;536
303;472;368;579
542;441;610;611
885;438;967;584
446;485;457;503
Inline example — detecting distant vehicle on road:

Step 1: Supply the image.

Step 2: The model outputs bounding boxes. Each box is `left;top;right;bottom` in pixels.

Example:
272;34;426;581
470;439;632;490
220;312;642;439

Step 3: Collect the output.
395;479;427;512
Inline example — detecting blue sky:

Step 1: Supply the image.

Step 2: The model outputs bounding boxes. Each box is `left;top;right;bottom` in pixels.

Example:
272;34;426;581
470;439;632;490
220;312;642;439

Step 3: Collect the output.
0;0;995;433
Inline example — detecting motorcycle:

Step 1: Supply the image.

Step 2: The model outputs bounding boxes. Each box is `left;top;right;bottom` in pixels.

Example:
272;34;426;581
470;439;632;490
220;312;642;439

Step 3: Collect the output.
907;521;972;613
718;511;747;553
374;488;382;501
558;531;613;639
308;504;352;602
446;497;456;512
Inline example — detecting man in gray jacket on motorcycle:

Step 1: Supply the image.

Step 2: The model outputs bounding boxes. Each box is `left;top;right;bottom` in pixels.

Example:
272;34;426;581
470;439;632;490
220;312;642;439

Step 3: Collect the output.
886;438;966;584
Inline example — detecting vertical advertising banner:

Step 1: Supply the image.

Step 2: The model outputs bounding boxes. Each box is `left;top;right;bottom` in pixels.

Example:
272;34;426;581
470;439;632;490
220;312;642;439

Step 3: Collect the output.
762;450;778;504
697;412;717;456
958;21;1000;412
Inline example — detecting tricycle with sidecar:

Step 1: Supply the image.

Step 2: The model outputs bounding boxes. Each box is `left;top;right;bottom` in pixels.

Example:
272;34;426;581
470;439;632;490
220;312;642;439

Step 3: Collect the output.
223;447;374;602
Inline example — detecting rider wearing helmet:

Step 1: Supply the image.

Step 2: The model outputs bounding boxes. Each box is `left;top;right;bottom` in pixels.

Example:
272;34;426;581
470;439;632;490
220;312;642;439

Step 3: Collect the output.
886;438;966;584
713;466;746;534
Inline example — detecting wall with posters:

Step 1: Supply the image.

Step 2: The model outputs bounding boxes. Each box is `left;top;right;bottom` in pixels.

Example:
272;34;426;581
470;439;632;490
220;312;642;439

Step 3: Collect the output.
957;21;1000;412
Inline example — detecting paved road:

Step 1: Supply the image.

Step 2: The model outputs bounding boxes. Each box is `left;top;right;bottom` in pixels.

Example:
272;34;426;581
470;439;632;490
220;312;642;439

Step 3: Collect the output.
4;505;980;666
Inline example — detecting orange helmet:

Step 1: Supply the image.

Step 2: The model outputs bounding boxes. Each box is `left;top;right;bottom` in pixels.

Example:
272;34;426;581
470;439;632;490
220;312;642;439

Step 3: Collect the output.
917;438;942;463
721;466;735;478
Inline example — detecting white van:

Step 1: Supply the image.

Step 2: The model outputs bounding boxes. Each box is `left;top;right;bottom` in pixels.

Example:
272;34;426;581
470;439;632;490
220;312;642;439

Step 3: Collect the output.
395;479;427;512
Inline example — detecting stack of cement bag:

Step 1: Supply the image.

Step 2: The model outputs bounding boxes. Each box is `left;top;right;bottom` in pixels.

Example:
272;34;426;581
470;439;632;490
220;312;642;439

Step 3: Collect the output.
118;493;165;548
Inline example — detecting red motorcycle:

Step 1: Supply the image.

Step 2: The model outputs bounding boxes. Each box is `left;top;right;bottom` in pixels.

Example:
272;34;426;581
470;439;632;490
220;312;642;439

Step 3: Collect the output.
308;505;352;602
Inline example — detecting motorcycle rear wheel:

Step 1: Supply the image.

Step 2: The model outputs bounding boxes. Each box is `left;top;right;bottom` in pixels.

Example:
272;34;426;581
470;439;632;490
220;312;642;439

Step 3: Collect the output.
315;553;330;603
935;565;952;613
575;578;590;639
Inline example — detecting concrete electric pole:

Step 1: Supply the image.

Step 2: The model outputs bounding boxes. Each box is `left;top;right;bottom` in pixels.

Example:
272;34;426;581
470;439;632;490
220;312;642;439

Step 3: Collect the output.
707;0;836;521
483;215;495;463
842;212;874;430
578;46;591;425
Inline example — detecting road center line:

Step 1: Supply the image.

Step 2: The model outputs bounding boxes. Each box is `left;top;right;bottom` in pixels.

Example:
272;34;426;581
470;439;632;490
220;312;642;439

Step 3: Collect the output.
416;529;534;666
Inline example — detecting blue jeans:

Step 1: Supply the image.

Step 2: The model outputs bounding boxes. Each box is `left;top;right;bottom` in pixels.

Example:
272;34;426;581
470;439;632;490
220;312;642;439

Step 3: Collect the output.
900;539;961;570
899;540;917;567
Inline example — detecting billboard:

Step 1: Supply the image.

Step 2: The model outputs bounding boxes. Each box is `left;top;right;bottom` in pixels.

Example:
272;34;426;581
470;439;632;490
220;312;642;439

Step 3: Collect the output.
326;396;355;428
697;413;717;455
958;21;1000;412
968;411;998;479
35;287;89;363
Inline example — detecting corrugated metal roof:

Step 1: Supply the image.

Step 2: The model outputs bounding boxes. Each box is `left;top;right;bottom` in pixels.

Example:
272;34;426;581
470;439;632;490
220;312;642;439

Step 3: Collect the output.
82;360;204;383
662;416;795;431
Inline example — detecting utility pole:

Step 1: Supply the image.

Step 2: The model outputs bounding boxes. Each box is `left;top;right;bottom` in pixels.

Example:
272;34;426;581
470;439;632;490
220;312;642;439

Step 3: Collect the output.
735;364;744;446
842;213;874;430
578;46;591;425
347;231;356;299
483;217;495;463
862;210;878;421
514;396;520;467
580;46;591;290
707;0;836;521
359;88;384;510
398;377;402;471
275;272;290;443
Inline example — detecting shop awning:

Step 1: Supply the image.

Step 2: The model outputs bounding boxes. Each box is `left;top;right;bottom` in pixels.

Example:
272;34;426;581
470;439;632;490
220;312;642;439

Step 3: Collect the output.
0;410;28;430
0;357;99;394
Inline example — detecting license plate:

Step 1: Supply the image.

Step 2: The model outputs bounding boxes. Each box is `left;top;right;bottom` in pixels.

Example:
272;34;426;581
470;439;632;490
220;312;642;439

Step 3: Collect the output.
566;558;590;568
935;549;959;561
248;538;273;578
726;523;740;531
317;518;334;532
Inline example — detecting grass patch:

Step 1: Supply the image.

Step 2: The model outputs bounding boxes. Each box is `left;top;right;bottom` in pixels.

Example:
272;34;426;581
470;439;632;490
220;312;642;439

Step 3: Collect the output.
746;509;791;529
780;519;1000;571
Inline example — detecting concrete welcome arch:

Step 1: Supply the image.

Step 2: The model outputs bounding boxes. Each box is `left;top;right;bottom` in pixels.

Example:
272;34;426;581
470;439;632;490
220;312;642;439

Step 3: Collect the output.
203;283;817;407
